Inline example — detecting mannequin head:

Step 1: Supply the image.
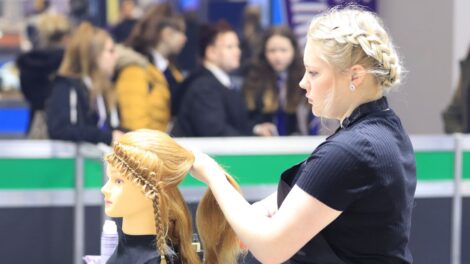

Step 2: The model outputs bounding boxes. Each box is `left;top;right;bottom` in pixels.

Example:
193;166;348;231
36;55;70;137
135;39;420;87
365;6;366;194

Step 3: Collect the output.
102;129;243;264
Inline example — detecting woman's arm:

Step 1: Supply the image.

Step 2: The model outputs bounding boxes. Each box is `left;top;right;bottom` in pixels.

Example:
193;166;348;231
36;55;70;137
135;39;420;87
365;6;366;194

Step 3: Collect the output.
191;152;341;263
251;192;278;218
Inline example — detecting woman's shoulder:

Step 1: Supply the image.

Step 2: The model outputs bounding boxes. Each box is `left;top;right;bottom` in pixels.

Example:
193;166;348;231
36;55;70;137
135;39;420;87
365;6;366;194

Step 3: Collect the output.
51;75;83;91
115;44;149;70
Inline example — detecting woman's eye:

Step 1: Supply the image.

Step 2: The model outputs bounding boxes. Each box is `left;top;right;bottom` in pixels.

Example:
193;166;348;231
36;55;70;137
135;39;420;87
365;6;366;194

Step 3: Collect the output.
308;71;318;77
115;179;123;184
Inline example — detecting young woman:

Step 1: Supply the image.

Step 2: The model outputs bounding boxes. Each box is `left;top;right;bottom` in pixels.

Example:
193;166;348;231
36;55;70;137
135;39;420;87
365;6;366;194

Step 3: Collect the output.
46;22;122;145
115;3;187;131
242;26;310;135
190;6;416;264
102;129;244;264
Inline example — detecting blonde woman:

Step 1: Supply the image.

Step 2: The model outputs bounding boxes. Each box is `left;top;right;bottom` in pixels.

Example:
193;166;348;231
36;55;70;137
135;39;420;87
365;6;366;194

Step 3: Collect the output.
46;22;122;145
102;129;244;264
190;6;416;264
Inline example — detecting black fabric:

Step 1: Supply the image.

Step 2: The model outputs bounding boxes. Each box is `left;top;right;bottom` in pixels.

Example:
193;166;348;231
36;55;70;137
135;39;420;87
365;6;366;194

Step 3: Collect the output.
111;18;137;43
16;47;64;131
277;97;416;264
45;75;113;144
163;68;182;117
249;110;298;136
277;162;345;264
171;67;253;137
246;79;299;136
107;218;180;264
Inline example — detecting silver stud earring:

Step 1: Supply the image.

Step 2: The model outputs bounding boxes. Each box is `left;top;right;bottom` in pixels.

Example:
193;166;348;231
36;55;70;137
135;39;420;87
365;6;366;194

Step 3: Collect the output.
349;83;356;91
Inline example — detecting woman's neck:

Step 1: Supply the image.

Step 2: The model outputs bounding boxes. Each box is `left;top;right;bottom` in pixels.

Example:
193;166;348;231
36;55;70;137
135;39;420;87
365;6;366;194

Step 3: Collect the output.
122;209;157;235
339;86;383;124
155;45;170;59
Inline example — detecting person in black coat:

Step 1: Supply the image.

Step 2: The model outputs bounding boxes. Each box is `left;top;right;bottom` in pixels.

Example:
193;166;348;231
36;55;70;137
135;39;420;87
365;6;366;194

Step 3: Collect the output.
16;13;70;135
46;22;122;145
171;21;275;137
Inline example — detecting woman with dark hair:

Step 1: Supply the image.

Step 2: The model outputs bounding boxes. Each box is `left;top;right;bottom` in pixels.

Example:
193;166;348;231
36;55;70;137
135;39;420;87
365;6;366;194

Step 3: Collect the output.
115;3;187;131
242;26;310;135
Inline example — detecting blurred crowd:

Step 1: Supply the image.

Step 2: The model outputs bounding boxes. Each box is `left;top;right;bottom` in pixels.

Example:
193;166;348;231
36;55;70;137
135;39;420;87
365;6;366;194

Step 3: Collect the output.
13;0;325;145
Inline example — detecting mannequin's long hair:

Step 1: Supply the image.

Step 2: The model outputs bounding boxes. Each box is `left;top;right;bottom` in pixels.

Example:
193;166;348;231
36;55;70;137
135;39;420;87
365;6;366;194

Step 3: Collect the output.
105;129;244;264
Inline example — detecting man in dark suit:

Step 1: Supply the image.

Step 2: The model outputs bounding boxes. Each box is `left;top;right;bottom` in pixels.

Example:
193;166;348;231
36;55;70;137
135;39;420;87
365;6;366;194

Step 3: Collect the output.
172;21;275;137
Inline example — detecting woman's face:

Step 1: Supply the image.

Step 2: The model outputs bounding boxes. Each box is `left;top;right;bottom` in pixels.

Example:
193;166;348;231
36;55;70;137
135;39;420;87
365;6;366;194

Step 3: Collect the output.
265;34;295;73
101;164;153;218
299;39;349;119
162;27;187;55
97;38;117;77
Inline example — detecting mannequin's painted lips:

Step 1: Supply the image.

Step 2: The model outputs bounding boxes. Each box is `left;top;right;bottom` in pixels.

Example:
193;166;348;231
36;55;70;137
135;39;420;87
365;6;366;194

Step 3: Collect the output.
105;200;112;206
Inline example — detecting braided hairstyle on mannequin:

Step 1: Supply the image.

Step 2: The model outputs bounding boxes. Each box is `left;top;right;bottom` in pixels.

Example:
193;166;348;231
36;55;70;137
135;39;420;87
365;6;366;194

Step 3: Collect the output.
308;6;402;91
105;129;244;264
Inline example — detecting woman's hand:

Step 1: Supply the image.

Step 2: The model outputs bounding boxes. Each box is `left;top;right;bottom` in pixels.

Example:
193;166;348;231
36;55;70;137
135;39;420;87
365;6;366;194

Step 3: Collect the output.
253;122;278;137
190;150;225;185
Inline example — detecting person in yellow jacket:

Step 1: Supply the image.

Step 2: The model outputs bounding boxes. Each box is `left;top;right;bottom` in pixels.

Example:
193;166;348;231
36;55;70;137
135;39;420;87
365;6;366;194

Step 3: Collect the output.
114;3;186;132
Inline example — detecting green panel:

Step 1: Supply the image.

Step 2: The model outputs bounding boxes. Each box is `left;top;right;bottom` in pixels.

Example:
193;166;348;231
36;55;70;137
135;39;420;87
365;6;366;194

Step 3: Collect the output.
0;159;73;189
84;159;105;187
0;151;464;189
464;153;470;180
0;159;103;189
415;152;454;181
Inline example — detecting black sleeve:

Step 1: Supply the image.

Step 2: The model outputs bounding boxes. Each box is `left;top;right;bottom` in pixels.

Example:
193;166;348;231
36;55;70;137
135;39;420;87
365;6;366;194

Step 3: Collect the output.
187;80;244;137
295;142;376;211
46;83;112;145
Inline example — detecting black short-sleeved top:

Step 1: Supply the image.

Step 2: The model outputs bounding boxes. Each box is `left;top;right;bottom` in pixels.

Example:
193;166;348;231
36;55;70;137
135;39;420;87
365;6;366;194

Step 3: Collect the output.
277;97;417;264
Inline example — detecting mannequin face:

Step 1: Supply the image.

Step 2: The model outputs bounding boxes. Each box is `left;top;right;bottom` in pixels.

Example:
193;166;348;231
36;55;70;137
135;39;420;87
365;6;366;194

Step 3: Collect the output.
101;164;153;218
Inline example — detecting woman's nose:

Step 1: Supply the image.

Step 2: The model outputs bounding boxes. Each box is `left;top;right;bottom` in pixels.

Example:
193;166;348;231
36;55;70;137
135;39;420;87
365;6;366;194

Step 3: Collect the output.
299;73;307;89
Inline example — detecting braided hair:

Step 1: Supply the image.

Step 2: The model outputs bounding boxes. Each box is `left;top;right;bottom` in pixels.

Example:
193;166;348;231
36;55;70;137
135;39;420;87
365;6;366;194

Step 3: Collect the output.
308;6;402;91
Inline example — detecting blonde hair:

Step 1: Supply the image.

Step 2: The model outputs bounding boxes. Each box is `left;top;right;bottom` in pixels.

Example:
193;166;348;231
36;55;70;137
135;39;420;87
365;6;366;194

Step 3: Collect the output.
308;6;402;91
105;129;244;264
36;13;70;47
58;22;115;111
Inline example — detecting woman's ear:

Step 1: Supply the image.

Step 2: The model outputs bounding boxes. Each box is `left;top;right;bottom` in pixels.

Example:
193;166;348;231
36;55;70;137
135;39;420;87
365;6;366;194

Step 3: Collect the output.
350;64;366;87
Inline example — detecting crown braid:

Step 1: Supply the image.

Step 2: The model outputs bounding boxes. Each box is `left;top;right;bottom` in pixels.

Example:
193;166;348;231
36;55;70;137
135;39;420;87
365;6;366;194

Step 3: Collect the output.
309;7;402;90
334;28;399;87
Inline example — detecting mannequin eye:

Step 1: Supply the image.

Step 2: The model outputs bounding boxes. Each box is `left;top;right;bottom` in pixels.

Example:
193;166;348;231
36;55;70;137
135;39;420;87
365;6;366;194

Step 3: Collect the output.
114;179;124;185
